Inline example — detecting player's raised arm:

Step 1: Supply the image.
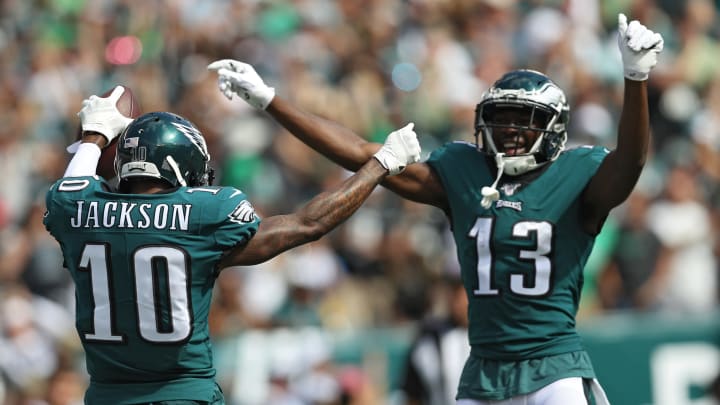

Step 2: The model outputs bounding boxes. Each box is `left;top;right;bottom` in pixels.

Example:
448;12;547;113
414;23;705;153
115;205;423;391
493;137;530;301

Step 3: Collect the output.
208;59;448;210
219;123;421;267
64;86;134;178
581;14;663;233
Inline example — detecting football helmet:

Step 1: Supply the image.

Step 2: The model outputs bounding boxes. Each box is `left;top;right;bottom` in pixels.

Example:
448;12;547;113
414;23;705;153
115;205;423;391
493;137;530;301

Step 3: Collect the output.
114;112;214;188
475;69;569;176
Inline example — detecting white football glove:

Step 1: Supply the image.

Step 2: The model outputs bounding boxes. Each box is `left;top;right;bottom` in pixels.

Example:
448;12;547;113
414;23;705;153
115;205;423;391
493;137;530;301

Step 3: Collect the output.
77;86;133;146
207;59;276;110
617;13;664;81
373;123;421;176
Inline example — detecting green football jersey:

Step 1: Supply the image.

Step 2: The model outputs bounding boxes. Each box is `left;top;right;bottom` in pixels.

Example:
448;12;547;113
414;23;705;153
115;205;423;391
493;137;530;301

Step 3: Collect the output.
44;176;260;404
427;142;608;360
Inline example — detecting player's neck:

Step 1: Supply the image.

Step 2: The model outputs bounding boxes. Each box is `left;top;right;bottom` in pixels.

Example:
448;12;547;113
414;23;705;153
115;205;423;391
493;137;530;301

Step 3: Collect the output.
130;185;167;194
125;179;173;194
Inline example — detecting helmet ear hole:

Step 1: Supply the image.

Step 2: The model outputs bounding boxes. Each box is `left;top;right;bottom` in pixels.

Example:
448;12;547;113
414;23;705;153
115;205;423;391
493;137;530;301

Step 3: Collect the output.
532;109;551;129
480;104;496;123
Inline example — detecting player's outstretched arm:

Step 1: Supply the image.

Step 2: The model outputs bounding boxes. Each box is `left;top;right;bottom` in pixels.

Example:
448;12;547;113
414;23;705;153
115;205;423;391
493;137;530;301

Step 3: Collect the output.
582;14;663;233
208;59;448;210
219;124;421;267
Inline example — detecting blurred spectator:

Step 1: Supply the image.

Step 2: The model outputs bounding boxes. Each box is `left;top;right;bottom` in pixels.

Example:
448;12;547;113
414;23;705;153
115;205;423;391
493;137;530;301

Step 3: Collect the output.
275;241;343;328
597;191;664;311
645;165;718;313
690;73;720;213
11;200;73;308
398;275;469;405
0;284;77;403
38;367;86;405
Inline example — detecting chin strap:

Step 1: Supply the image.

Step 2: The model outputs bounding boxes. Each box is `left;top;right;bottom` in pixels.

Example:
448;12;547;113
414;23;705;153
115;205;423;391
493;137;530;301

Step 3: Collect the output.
481;153;505;209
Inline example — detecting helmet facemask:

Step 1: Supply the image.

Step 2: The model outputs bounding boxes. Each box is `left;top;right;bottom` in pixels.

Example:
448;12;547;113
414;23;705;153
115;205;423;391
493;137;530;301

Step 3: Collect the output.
474;70;569;176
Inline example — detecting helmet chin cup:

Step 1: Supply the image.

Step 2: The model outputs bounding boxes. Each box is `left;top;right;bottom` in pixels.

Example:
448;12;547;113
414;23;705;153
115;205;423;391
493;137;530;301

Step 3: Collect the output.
502;154;550;176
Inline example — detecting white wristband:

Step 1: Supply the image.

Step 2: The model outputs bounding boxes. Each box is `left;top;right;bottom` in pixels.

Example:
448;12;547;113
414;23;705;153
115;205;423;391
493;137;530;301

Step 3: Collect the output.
63;143;102;177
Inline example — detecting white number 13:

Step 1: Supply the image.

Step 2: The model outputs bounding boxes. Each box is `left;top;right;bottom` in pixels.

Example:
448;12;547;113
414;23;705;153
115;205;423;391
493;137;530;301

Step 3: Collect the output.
468;218;553;297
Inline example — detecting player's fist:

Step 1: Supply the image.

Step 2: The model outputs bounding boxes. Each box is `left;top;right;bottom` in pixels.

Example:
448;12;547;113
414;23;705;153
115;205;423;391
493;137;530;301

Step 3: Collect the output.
207;59;275;109
373;123;421;176
77;86;134;146
617;13;664;81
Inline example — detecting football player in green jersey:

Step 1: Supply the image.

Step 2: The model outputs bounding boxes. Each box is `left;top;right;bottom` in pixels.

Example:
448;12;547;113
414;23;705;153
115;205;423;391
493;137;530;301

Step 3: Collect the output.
208;13;663;405
44;87;421;405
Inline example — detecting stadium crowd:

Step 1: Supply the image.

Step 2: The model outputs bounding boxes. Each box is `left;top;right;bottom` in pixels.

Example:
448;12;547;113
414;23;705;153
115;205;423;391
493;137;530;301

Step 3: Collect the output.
0;0;718;404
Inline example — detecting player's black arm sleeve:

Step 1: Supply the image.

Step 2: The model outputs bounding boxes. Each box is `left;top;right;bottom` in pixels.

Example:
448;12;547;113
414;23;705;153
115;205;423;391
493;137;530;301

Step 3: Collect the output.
219;159;387;267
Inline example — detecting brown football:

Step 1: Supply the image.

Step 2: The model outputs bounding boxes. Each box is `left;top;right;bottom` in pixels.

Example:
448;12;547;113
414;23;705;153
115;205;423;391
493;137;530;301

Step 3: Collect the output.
75;85;142;180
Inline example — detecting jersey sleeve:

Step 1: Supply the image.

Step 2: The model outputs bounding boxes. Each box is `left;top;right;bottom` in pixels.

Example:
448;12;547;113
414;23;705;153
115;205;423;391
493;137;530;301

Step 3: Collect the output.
43;176;109;238
562;145;609;174
426;141;473;166
426;141;481;185
197;187;261;250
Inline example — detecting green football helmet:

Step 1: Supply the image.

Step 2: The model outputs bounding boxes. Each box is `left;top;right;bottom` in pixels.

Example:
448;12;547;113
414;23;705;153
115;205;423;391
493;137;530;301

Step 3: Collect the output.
475;69;569;175
114;112;214;188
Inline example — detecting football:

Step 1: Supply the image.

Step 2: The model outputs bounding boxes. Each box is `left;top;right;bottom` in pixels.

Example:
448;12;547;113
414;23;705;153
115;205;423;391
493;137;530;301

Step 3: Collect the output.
76;85;142;180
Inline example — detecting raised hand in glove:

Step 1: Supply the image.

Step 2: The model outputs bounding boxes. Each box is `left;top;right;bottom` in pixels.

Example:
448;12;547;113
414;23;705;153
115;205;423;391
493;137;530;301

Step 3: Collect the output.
207;59;276;110
77;86;134;146
617;13;664;81
374;123;422;176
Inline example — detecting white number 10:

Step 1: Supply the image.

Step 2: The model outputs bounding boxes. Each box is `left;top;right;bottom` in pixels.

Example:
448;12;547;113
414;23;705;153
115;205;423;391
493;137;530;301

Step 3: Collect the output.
78;243;192;343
